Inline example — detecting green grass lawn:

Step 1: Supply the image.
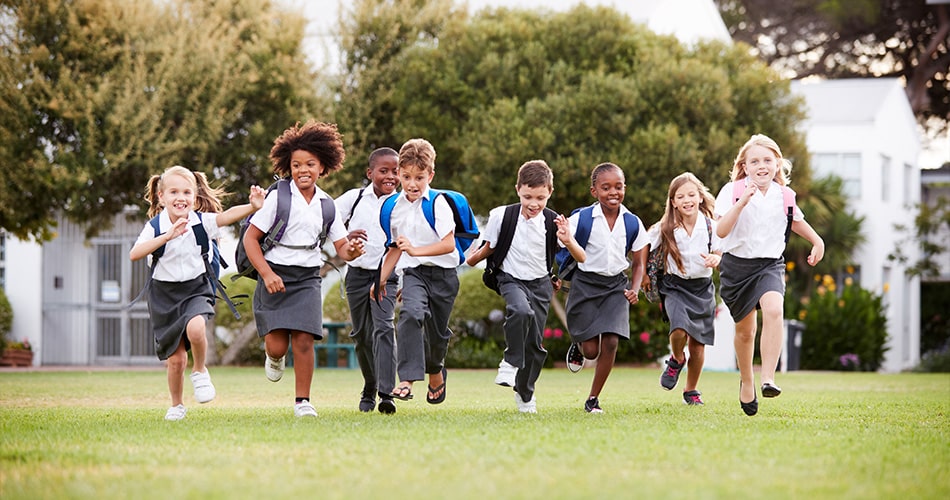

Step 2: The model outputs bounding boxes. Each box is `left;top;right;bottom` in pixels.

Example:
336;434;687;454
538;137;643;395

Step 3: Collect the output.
1;366;948;499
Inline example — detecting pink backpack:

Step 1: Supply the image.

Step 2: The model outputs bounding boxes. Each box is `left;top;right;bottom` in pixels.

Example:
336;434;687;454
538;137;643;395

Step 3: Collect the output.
732;180;796;243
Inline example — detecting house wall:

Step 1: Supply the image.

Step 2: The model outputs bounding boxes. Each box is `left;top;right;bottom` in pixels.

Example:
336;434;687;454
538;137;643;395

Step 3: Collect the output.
5;237;42;365
794;81;921;372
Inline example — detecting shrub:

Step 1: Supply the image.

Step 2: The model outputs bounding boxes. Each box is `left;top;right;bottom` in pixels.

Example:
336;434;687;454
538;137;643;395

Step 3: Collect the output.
799;276;889;371
914;345;950;373
0;287;12;353
214;275;257;329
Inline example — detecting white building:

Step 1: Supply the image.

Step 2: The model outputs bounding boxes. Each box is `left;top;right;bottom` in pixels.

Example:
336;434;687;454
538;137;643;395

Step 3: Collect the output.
791;78;922;372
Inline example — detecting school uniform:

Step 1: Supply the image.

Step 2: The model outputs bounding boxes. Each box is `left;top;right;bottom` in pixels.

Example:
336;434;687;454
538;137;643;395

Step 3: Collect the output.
714;181;804;322
388;187;459;382
482;205;553;403
135;210;221;361
335;187;398;398
565;204;649;342
647;217;721;345
248;182;347;338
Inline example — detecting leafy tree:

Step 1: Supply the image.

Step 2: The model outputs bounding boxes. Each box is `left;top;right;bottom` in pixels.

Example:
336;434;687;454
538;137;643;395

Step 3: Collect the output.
714;0;950;132
0;0;326;240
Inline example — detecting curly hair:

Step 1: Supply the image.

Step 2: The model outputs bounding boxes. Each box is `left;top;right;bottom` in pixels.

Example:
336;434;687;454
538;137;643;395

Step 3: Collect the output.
269;120;346;178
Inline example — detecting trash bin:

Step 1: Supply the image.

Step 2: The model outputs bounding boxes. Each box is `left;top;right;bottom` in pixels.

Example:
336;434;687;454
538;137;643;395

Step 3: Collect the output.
783;319;805;371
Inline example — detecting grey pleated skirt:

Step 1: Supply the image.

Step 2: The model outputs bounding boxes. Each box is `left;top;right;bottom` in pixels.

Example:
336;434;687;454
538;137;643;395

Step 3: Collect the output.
565;270;631;342
719;253;785;323
148;276;215;361
253;263;324;339
659;274;716;345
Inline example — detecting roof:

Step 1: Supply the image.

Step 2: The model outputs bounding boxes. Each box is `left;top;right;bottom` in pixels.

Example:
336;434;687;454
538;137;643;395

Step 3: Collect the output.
790;78;905;124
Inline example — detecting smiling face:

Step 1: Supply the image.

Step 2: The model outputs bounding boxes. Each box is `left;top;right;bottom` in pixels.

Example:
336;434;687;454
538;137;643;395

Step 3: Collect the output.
158;172;196;221
671;181;703;219
742;144;780;189
590;166;625;212
368;155;399;197
399;164;434;202
290;149;324;193
516;184;552;220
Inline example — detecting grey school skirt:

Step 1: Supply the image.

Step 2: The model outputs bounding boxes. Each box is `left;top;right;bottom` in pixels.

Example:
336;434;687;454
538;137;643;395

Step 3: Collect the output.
565;270;631;342
659;274;715;345
253;263;324;338
148;276;215;361
719;253;785;323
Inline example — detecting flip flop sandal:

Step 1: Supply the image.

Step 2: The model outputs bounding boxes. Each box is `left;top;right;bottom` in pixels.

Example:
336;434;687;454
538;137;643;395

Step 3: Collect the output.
426;367;447;405
390;385;413;401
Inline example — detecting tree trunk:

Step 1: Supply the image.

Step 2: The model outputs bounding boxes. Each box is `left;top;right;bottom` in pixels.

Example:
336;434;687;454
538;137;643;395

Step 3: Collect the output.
220;323;260;365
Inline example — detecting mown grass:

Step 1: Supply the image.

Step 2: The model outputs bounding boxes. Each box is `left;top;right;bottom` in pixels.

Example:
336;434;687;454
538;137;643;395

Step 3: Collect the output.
1;367;948;499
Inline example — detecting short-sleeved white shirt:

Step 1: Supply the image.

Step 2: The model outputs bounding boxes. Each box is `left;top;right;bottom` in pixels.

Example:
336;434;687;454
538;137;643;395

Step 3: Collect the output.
481;205;548;280
335;186;388;270
714;181;804;259
647;217;721;279
389;188;458;271
566;204;649;277
135;209;221;282
248;182;346;268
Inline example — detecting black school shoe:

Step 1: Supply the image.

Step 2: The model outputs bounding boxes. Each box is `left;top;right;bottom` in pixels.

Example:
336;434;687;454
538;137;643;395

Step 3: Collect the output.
377;397;396;415
761;382;782;398
584;396;603;414
740;382;758;416
359;385;376;412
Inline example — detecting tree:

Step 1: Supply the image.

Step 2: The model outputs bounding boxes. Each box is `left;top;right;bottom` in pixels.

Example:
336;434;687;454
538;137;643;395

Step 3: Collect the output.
714;0;950;133
0;0;327;240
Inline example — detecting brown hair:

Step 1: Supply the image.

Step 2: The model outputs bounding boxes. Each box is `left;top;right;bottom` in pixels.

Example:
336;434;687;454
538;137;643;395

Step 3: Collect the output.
398;138;436;173
516;160;554;190
656;172;716;273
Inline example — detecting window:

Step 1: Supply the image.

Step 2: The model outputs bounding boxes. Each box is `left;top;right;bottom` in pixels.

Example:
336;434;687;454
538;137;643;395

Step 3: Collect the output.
903;163;914;205
813;153;862;198
880;155;891;202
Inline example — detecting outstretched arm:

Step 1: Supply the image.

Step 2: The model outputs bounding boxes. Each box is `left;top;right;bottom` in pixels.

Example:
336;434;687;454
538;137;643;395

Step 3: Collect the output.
466;241;494;267
215;185;266;227
556;214;586;262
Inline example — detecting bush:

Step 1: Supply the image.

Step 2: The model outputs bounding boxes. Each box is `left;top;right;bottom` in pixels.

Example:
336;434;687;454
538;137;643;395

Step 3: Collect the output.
0;287;12;353
214;275;257;329
799;276;889;371
914;345;950;373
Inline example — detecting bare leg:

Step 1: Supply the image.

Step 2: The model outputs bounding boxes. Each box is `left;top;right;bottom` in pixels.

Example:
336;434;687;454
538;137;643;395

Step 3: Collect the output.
166;341;188;407
669;328;687;364
584;334;619;399
734;311;758;404
684;337;705;393
185;316;208;374
758;291;785;386
264;330;291;359
292;331;314;400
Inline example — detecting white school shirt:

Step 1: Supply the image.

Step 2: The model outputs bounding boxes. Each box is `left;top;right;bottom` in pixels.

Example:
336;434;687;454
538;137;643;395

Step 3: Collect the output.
335;186;389;270
567;204;650;277
389;188;458;271
135;209;221;283
647;217;722;280
481;205;548;281
248;182;347;268
713;181;804;259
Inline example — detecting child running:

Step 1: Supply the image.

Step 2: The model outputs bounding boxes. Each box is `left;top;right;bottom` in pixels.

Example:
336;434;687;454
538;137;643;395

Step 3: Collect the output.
335;147;400;414
715;134;824;416
645;172;721;406
563;162;650;413
466;160;585;413
244;120;365;418
130;165;265;421
375;138;457;405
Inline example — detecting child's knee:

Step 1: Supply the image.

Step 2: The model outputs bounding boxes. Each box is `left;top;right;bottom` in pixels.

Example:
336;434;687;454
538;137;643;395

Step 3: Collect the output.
166;351;187;372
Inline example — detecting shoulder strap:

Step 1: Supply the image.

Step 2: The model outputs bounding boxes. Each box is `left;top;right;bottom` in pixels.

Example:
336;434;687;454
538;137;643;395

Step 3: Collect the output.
149;215;164;261
543;208;558;274
705;216;713;253
781;185;795;243
574;205;595;248
622;212;639;253
732;179;744;203
343;187;366;229
193;212;210;259
318;197;336;247
379;193;399;247
487;204;521;269
260;179;292;252
420;189;441;233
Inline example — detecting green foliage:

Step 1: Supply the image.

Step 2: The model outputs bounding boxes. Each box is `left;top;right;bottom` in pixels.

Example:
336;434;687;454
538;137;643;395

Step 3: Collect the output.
0;287;12;352
799;277;889;371
0;0;326;240
889;195;950;279
321;278;351;324
914;346;950;373
214;274;258;330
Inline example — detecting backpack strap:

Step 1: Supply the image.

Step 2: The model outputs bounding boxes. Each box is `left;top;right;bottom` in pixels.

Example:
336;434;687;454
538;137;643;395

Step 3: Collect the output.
622;212;640;253
734;180;796;244
271;195;335;251
573;205;595;248
420;189;440;234
486;204;521;271
705;216;713;254
343;186;366;229
543;208;558;276
379;193;399;247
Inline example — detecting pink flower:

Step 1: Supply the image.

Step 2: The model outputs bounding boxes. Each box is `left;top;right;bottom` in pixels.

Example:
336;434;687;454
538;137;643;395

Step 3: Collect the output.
543;328;552;339
554;328;564;338
639;332;651;344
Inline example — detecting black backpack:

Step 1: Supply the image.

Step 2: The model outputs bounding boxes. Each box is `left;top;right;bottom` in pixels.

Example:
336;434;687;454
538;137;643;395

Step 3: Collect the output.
232;178;335;281
481;204;558;294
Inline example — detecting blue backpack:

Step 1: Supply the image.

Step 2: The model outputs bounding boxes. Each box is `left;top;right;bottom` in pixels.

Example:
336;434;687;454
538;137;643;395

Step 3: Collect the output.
379;188;480;265
232;178;335;281
555;204;640;281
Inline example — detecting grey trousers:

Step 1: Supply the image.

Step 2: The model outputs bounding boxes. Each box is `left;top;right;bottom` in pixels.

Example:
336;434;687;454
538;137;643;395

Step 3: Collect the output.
397;266;459;382
498;272;552;402
345;266;398;397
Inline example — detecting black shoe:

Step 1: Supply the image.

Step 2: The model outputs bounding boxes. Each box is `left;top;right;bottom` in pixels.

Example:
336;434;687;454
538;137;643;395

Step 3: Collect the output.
683;390;704;406
377;397;396;415
761;382;782;398
660;357;685;390
740;382;758;416
359;385;376;412
584;396;603;414
566;343;584;373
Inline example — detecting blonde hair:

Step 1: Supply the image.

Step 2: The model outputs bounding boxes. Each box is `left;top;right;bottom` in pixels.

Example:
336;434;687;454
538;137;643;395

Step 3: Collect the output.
143;166;227;218
729;134;792;186
656;172;715;273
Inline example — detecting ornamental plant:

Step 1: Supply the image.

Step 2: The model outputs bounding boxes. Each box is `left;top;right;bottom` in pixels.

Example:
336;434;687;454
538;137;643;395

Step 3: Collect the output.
799;276;889;371
0;287;12;353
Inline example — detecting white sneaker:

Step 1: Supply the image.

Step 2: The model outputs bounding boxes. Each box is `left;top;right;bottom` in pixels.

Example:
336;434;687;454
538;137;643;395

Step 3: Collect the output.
495;359;517;387
190;371;216;403
265;354;285;382
514;392;537;414
164;404;186;421
294;400;317;418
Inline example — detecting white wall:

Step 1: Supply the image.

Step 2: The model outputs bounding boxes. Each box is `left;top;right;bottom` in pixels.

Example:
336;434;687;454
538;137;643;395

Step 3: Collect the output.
6;237;42;365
